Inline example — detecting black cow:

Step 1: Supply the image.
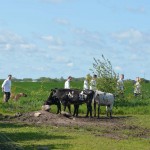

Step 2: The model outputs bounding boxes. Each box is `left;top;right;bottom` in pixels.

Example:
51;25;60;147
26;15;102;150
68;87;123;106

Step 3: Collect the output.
44;88;95;117
44;88;74;114
53;88;81;116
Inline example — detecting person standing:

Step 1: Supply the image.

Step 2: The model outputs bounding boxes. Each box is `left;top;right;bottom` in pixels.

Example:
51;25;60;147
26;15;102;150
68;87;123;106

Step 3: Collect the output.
83;76;89;90
90;74;97;91
64;76;72;89
1;74;12;102
134;77;141;96
117;74;124;98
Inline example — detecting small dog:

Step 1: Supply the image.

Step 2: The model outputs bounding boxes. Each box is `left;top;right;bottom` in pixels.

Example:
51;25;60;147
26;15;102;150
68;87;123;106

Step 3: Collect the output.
11;93;27;101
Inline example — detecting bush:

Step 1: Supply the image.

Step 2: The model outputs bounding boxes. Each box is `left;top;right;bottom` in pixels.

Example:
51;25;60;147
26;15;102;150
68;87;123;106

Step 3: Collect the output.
90;55;118;93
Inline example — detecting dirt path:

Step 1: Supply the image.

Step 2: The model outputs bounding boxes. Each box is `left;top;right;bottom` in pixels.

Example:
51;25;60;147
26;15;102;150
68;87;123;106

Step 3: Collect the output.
1;110;150;140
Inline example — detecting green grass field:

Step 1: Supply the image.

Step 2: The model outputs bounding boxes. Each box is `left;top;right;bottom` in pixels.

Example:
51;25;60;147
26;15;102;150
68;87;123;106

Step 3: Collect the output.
0;80;150;150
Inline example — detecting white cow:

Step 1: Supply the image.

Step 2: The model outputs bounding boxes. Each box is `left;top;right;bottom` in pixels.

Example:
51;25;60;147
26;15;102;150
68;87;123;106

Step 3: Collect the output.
93;90;115;118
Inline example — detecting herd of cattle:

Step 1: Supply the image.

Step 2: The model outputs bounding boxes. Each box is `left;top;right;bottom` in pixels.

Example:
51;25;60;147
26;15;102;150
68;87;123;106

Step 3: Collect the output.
42;88;115;118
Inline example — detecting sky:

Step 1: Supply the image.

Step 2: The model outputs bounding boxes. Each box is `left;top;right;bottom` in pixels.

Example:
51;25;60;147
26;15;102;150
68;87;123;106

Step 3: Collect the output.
0;0;150;80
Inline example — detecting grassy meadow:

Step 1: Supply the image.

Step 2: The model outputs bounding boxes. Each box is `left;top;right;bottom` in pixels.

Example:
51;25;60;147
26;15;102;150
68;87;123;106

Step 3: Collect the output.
0;80;150;150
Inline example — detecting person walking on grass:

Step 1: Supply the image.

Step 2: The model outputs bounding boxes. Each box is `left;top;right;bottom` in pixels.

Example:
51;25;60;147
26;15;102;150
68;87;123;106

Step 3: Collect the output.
1;74;12;102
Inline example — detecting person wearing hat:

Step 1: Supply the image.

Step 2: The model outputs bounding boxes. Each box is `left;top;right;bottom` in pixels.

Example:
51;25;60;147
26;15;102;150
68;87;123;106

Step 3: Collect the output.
64;76;72;89
1;74;12;102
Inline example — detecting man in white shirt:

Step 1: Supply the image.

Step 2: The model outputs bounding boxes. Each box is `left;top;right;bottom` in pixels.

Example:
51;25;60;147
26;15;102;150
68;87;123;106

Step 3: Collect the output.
90;74;97;91
2;74;12;102
83;76;89;90
64;76;72;89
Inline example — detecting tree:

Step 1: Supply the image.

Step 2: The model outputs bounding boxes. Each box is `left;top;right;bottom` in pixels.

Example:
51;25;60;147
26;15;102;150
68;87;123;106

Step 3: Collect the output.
86;74;92;85
90;55;118;93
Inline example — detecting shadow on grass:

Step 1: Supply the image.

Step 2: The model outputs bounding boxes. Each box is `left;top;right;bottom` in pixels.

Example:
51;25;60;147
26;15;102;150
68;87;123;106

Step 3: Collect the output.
0;133;71;150
0;122;29;129
3;132;71;142
0;122;73;150
24;143;71;150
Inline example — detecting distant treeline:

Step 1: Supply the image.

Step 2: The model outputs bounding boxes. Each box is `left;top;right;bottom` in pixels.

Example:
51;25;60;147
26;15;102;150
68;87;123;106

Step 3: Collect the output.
0;77;85;82
0;77;149;83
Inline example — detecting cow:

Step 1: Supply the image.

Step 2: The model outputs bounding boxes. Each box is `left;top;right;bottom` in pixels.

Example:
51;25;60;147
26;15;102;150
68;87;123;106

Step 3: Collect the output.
43;88;95;117
52;88;82;116
66;89;95;117
93;90;115;119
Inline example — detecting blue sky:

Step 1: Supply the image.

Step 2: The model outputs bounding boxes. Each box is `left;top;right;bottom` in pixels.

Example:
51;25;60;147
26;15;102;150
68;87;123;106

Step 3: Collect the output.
0;0;150;80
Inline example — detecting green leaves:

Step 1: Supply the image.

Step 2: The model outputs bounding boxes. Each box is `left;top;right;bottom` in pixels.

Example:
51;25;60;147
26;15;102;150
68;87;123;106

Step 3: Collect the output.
91;55;118;93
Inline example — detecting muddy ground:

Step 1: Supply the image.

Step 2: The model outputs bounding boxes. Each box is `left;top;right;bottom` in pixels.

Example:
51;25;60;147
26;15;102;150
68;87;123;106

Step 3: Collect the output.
1;110;150;140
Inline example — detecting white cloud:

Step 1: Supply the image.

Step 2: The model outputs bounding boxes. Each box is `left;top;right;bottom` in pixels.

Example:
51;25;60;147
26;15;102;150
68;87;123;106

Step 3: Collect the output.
114;66;122;71
0;30;23;44
41;35;54;42
4;43;12;50
72;28;104;49
126;6;145;13
111;29;144;44
41;35;64;46
40;35;65;51
111;29;150;54
0;30;39;54
55;18;70;25
48;45;64;51
20;44;36;50
130;54;138;61
66;62;73;67
55;56;67;62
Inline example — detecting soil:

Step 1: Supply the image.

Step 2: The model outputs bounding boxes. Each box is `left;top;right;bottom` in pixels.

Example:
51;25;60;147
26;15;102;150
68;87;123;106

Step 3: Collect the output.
1;110;150;140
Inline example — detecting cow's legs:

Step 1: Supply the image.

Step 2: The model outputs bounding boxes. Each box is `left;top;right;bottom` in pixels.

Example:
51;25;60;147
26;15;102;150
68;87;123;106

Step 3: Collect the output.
86;103;92;118
76;105;79;117
64;105;66;111
67;104;71;114
57;103;61;114
89;104;92;117
73;105;77;116
94;101;96;117
73;105;79;117
106;106;109;117
86;104;89;117
106;105;113;118
110;110;112;119
110;104;113;119
97;104;100;118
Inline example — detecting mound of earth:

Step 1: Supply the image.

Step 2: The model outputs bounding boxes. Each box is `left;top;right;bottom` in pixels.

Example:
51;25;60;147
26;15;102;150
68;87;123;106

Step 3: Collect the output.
1;111;150;140
12;110;127;127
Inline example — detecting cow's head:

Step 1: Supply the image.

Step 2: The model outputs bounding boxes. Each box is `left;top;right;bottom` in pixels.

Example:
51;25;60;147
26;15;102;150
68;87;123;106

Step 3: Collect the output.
43;89;60;109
